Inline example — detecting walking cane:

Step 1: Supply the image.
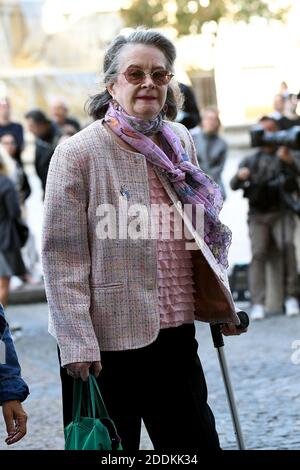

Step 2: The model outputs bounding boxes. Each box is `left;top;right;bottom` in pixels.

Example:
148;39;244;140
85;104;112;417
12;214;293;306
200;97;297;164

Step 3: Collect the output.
210;311;249;450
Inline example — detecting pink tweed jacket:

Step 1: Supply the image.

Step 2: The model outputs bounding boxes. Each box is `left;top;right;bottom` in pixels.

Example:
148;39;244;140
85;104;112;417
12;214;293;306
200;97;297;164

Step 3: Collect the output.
42;120;239;366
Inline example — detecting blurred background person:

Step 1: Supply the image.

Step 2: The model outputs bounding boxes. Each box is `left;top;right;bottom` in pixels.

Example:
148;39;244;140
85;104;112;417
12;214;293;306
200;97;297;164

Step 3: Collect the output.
50;97;81;134
284;93;300;126
230;116;300;320
0;98;24;149
0;151;27;309
271;94;285;121
0;133;40;286
25;110;61;194
176;82;201;130
270;94;293;130
0;132;31;206
0;305;28;445
279;81;290;99
192;107;227;199
57;122;81;144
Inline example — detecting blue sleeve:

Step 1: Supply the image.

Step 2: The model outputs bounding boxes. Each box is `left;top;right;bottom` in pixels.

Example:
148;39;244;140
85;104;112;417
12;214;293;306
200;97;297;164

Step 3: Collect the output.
0;306;29;405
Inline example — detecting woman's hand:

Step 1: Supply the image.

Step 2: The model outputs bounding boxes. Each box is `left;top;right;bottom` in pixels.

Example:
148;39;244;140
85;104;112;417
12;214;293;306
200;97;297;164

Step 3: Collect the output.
2;400;27;445
65;361;102;381
221;323;248;336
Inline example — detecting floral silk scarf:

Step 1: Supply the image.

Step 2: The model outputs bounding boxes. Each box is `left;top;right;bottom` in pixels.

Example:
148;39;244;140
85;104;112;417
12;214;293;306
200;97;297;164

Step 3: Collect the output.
104;101;231;268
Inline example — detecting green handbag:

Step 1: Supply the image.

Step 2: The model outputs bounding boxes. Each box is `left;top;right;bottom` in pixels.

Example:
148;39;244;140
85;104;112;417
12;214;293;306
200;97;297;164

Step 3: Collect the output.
64;374;122;450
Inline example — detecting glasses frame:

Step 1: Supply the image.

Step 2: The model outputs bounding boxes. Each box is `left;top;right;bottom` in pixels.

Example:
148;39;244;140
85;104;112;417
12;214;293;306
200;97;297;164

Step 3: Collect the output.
122;68;174;86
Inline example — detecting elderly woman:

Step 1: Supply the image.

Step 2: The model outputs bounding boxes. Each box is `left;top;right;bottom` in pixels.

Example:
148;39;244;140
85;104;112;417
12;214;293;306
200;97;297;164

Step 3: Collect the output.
42;29;246;451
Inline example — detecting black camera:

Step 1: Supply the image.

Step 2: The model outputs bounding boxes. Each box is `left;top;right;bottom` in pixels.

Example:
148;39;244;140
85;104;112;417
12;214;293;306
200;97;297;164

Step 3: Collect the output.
250;125;300;150
247;125;300;217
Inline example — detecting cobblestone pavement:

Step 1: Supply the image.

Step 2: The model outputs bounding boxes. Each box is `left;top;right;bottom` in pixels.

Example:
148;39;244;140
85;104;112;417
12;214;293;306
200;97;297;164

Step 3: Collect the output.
0;302;299;450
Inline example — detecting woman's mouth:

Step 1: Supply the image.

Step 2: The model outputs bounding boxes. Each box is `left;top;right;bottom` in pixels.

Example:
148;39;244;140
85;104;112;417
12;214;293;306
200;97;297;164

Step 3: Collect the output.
136;96;156;101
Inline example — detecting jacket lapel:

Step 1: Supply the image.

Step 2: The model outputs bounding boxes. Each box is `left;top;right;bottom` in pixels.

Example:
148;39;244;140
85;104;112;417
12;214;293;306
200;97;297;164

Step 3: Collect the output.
153;165;239;324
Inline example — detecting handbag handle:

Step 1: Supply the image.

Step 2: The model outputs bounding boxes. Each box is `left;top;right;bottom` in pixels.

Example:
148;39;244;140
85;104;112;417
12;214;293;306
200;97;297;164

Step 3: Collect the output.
72;379;92;422
72;375;110;422
88;375;110;420
72;378;83;423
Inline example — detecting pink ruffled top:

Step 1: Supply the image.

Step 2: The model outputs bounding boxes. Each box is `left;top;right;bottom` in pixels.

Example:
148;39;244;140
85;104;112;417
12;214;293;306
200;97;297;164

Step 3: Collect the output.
147;161;195;328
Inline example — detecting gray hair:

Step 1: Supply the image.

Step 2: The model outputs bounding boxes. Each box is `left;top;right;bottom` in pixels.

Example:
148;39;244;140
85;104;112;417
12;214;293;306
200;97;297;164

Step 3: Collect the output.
86;28;183;120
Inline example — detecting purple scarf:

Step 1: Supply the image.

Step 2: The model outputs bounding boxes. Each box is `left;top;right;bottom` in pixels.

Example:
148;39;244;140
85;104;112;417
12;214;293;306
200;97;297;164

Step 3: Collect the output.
104;101;231;268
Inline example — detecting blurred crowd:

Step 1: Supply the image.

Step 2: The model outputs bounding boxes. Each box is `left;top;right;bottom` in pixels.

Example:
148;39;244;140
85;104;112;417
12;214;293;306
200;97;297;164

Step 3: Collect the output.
0;96;81;325
0;80;300;324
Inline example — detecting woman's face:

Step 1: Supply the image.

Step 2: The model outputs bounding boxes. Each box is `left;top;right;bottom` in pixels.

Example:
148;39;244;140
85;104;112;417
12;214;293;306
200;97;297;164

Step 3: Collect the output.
108;44;170;120
0;134;17;157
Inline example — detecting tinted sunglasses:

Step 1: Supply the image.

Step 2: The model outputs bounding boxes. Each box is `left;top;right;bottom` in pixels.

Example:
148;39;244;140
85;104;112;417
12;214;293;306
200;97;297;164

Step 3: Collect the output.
123;67;174;86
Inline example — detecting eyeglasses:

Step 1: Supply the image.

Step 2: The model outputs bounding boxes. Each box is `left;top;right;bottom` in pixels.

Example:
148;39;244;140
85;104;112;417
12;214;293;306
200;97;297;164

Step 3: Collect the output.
122;67;174;86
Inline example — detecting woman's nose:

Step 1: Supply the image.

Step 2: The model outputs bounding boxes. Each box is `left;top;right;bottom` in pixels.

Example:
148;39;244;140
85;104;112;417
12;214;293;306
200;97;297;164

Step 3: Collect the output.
141;75;155;88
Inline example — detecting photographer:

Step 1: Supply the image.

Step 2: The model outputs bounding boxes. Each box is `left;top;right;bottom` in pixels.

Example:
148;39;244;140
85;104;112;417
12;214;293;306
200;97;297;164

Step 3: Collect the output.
230;116;300;320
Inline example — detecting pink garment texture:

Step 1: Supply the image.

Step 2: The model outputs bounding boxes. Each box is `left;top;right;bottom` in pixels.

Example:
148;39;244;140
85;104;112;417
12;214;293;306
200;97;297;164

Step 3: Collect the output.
147;161;195;328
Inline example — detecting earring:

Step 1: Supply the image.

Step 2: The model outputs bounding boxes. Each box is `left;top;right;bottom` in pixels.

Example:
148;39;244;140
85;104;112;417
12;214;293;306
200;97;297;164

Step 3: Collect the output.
112;98;119;110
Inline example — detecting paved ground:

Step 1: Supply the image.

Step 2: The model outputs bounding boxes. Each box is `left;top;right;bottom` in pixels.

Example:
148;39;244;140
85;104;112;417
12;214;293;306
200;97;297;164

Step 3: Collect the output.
0;302;299;450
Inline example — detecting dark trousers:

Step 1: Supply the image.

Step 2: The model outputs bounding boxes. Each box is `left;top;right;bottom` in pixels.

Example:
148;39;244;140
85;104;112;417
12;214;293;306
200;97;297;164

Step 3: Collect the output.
59;323;220;451
248;212;298;304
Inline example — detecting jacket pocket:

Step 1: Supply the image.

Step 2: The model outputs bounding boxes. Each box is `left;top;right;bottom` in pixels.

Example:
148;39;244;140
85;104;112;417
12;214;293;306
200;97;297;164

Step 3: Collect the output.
89;283;127;336
90;282;124;290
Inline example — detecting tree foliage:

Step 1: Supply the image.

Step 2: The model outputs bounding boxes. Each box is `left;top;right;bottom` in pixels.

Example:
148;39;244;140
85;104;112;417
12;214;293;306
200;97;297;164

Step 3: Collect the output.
120;0;289;36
